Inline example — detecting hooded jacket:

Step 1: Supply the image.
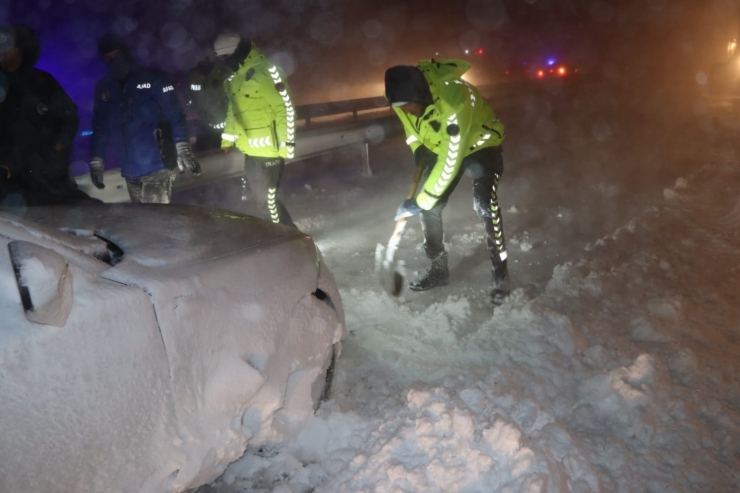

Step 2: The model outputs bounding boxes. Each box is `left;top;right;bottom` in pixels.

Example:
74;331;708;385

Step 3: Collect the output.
0;25;83;205
220;43;295;159
388;59;505;210
91;46;189;179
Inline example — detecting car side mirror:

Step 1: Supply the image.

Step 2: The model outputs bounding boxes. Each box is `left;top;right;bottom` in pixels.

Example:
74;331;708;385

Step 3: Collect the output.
8;241;74;327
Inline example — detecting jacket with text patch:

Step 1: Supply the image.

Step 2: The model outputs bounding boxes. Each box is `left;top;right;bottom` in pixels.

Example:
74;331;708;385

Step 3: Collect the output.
92;64;189;179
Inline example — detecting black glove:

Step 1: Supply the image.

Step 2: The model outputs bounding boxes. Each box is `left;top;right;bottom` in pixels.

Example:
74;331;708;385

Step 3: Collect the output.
175;142;203;176
395;198;423;221
90;157;105;189
414;145;437;168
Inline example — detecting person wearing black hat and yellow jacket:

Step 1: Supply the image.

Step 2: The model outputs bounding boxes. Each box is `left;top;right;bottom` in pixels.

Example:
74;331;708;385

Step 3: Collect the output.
385;60;509;305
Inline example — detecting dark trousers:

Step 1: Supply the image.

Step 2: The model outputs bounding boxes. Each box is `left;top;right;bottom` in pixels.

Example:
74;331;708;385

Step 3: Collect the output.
244;155;295;227
420;146;508;278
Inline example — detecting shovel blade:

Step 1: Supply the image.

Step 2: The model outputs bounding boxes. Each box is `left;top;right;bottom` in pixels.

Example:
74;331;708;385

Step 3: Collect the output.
375;243;406;297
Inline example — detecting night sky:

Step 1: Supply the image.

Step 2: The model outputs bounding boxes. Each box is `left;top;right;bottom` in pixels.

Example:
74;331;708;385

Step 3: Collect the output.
2;0;737;119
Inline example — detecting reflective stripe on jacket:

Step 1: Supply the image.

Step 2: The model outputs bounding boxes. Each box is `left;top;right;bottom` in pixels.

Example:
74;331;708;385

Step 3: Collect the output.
221;45;295;159
393;59;505;210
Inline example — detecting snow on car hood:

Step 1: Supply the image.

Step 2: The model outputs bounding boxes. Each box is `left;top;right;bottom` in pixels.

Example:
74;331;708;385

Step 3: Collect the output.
4;203;341;492
21;203;310;270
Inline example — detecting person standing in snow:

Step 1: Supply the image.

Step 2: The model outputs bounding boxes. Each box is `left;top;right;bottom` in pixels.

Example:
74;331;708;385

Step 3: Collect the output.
89;33;202;204
216;31;296;227
385;60;509;305
0;24;94;208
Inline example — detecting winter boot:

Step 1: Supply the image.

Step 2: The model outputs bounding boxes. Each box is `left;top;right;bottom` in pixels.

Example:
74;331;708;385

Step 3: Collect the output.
490;265;510;306
409;252;449;291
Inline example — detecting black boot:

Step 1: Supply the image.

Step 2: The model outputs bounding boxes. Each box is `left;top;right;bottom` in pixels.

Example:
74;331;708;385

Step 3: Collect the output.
491;263;509;306
409;252;449;291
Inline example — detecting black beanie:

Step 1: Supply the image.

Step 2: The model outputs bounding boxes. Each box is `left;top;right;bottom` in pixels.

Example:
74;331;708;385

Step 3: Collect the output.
97;33;133;60
384;65;432;107
11;24;41;69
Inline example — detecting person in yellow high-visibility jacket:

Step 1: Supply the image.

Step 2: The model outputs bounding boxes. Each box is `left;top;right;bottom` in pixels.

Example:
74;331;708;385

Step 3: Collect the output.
385;60;509;305
216;31;296;227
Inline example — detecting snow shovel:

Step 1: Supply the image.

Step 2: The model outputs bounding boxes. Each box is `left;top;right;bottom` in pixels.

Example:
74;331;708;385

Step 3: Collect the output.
375;163;425;296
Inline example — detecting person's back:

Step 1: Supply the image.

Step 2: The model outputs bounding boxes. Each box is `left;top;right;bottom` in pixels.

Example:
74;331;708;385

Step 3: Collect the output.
386;60;509;304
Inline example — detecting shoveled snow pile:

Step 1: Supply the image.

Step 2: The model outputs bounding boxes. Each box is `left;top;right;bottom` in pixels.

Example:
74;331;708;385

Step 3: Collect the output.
202;162;740;492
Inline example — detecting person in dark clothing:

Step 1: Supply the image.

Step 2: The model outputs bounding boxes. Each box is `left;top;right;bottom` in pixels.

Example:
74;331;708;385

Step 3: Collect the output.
186;56;230;151
90;33;202;204
0;24;94;209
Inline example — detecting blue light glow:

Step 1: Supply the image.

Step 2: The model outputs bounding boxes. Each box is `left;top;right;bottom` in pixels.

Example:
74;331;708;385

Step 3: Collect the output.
547;59;556;66
80;130;93;137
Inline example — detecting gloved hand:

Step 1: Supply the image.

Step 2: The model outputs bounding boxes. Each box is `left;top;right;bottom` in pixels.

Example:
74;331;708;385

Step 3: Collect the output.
90;157;105;189
414;145;437;168
175;142;203;176
279;141;296;159
395;198;423;221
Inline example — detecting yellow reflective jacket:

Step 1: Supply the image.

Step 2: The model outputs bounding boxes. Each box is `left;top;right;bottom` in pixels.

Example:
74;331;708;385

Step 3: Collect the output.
221;44;296;159
392;59;505;210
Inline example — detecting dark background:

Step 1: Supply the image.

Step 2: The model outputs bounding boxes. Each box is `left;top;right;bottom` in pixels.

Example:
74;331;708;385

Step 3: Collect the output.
3;0;738;170
4;0;736;103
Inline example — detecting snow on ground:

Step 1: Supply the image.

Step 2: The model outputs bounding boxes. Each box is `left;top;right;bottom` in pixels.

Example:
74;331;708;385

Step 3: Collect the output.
190;81;740;492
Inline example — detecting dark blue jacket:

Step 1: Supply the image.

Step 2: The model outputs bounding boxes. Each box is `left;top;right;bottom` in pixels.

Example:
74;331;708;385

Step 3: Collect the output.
92;64;188;179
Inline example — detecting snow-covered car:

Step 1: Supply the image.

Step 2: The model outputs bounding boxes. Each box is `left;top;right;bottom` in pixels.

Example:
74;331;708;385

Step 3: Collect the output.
0;204;343;493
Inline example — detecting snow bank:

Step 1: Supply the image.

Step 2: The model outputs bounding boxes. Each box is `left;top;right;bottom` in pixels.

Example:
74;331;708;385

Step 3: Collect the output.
206;164;740;492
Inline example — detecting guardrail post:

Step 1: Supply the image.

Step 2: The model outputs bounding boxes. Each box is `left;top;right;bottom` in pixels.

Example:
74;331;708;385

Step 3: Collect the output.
361;142;372;177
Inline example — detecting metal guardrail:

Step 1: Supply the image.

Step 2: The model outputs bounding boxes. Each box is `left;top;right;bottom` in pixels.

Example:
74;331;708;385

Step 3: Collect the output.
296;96;390;126
75;114;404;202
74;85;517;202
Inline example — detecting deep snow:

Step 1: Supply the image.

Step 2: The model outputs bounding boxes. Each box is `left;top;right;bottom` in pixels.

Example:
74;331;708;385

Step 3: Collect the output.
189;79;740;492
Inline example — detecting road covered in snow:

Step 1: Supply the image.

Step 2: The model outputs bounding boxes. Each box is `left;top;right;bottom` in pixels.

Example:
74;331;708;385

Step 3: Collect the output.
192;78;740;492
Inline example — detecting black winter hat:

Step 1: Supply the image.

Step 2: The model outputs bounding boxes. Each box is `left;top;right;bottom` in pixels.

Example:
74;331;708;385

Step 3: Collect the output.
97;33;133;60
384;65;432;107
10;24;41;69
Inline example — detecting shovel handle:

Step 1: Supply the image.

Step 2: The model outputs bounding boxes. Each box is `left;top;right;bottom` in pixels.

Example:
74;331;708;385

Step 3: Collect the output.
382;161;425;264
405;162;425;200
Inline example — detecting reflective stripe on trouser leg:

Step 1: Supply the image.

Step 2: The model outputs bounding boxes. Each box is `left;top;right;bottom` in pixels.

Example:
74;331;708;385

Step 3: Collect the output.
267;187;279;223
490;173;507;261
